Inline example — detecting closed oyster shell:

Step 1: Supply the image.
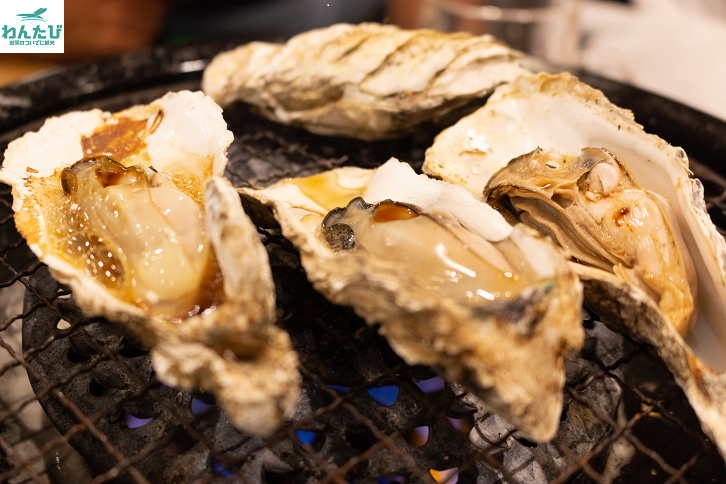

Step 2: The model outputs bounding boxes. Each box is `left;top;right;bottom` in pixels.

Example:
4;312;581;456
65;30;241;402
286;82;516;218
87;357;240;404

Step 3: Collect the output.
0;91;300;436
424;72;726;457
202;23;528;140
241;158;583;442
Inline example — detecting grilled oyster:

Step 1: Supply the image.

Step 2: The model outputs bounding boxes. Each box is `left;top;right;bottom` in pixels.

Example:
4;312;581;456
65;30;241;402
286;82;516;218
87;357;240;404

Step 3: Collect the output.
0;91;299;436
241;158;583;442
424;72;726;457
202;23;528;140
486;147;696;336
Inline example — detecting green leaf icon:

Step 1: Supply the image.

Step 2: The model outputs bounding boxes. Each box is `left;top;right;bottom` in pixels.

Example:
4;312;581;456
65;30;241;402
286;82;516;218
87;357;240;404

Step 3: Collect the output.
17;7;47;21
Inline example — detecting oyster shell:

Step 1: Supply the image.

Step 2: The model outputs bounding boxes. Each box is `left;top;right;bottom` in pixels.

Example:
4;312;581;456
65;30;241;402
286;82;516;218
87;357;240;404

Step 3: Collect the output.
202;23;528;140
423;72;726;457
0;91;300;436
241;158;583;442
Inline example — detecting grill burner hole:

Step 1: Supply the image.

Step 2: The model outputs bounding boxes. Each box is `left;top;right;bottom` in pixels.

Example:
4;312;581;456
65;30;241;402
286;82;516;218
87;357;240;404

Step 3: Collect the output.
191;398;213;414
264;470;299;484
514;437;538;448
164;430;197;456
164;442;185;456
413;377;445;394
560;402;570;421
295;430;319;446
315;384;349;405
346;431;377;452
65;347;91;363
213;459;235;477
119;341;148;358
377;477;406;484
446;416;474;433
88;379;116;397
123;412;153;429
0;449;10;474
430;468;458;484
404;426;429;447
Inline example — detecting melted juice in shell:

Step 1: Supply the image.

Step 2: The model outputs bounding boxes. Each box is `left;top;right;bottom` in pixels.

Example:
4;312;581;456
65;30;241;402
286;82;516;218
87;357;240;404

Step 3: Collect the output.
290;171;367;212
45;165;224;321
334;201;527;305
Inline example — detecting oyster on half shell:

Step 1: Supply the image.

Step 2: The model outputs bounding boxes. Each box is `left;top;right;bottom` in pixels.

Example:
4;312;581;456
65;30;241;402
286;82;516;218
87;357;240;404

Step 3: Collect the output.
202;23;528;140
241;158;583;442
423;72;726;458
0;91;300;436
485;147;696;336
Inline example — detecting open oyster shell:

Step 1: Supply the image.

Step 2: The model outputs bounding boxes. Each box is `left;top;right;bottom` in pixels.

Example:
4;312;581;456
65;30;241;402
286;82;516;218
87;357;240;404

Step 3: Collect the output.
423;72;726;457
486;147;697;336
0;91;300;436
241;158;583;442
202;22;528;140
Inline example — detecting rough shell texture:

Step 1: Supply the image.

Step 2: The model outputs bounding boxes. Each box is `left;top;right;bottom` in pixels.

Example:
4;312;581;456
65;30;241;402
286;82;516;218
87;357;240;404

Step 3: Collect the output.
0;92;300;436
241;159;583;442
424;72;726;458
202;23;528;140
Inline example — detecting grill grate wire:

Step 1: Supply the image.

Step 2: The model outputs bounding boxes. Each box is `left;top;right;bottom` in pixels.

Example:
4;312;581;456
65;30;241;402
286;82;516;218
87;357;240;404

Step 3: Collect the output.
0;92;724;484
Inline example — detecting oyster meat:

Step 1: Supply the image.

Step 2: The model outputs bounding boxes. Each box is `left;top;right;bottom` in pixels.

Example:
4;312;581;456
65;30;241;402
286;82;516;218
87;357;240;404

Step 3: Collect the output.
0;91;300;436
424;72;726;457
241;158;583;442
486;147;696;336
202;22;528;140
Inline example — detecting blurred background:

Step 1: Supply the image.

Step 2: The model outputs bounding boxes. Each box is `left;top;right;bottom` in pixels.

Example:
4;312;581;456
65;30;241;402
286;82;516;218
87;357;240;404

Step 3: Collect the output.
0;0;725;120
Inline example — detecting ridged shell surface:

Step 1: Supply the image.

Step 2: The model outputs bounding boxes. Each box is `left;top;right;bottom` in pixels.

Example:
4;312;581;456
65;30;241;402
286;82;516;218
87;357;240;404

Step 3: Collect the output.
203;23;528;140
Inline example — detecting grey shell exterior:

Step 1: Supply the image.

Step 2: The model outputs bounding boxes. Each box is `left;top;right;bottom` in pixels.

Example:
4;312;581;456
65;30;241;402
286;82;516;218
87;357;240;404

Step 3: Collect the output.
203;23;528;140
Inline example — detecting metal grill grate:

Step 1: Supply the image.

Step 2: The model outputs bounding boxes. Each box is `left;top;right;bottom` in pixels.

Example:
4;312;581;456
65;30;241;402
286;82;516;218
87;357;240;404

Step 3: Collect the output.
0;57;725;484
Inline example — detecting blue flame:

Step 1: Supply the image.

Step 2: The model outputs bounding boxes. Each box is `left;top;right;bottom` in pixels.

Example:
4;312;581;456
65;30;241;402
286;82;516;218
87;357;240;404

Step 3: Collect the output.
296;430;319;445
367;386;399;406
123;412;153;429
213;459;235;477
377;477;405;484
413;377;445;393
191;398;214;414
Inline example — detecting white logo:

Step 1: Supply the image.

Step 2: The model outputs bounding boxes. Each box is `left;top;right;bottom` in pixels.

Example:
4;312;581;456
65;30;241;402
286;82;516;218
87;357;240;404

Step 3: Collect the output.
0;1;64;53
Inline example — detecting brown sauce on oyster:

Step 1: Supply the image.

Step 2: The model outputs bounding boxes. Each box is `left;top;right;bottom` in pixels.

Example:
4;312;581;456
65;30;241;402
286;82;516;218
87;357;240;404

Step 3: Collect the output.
81;115;152;162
